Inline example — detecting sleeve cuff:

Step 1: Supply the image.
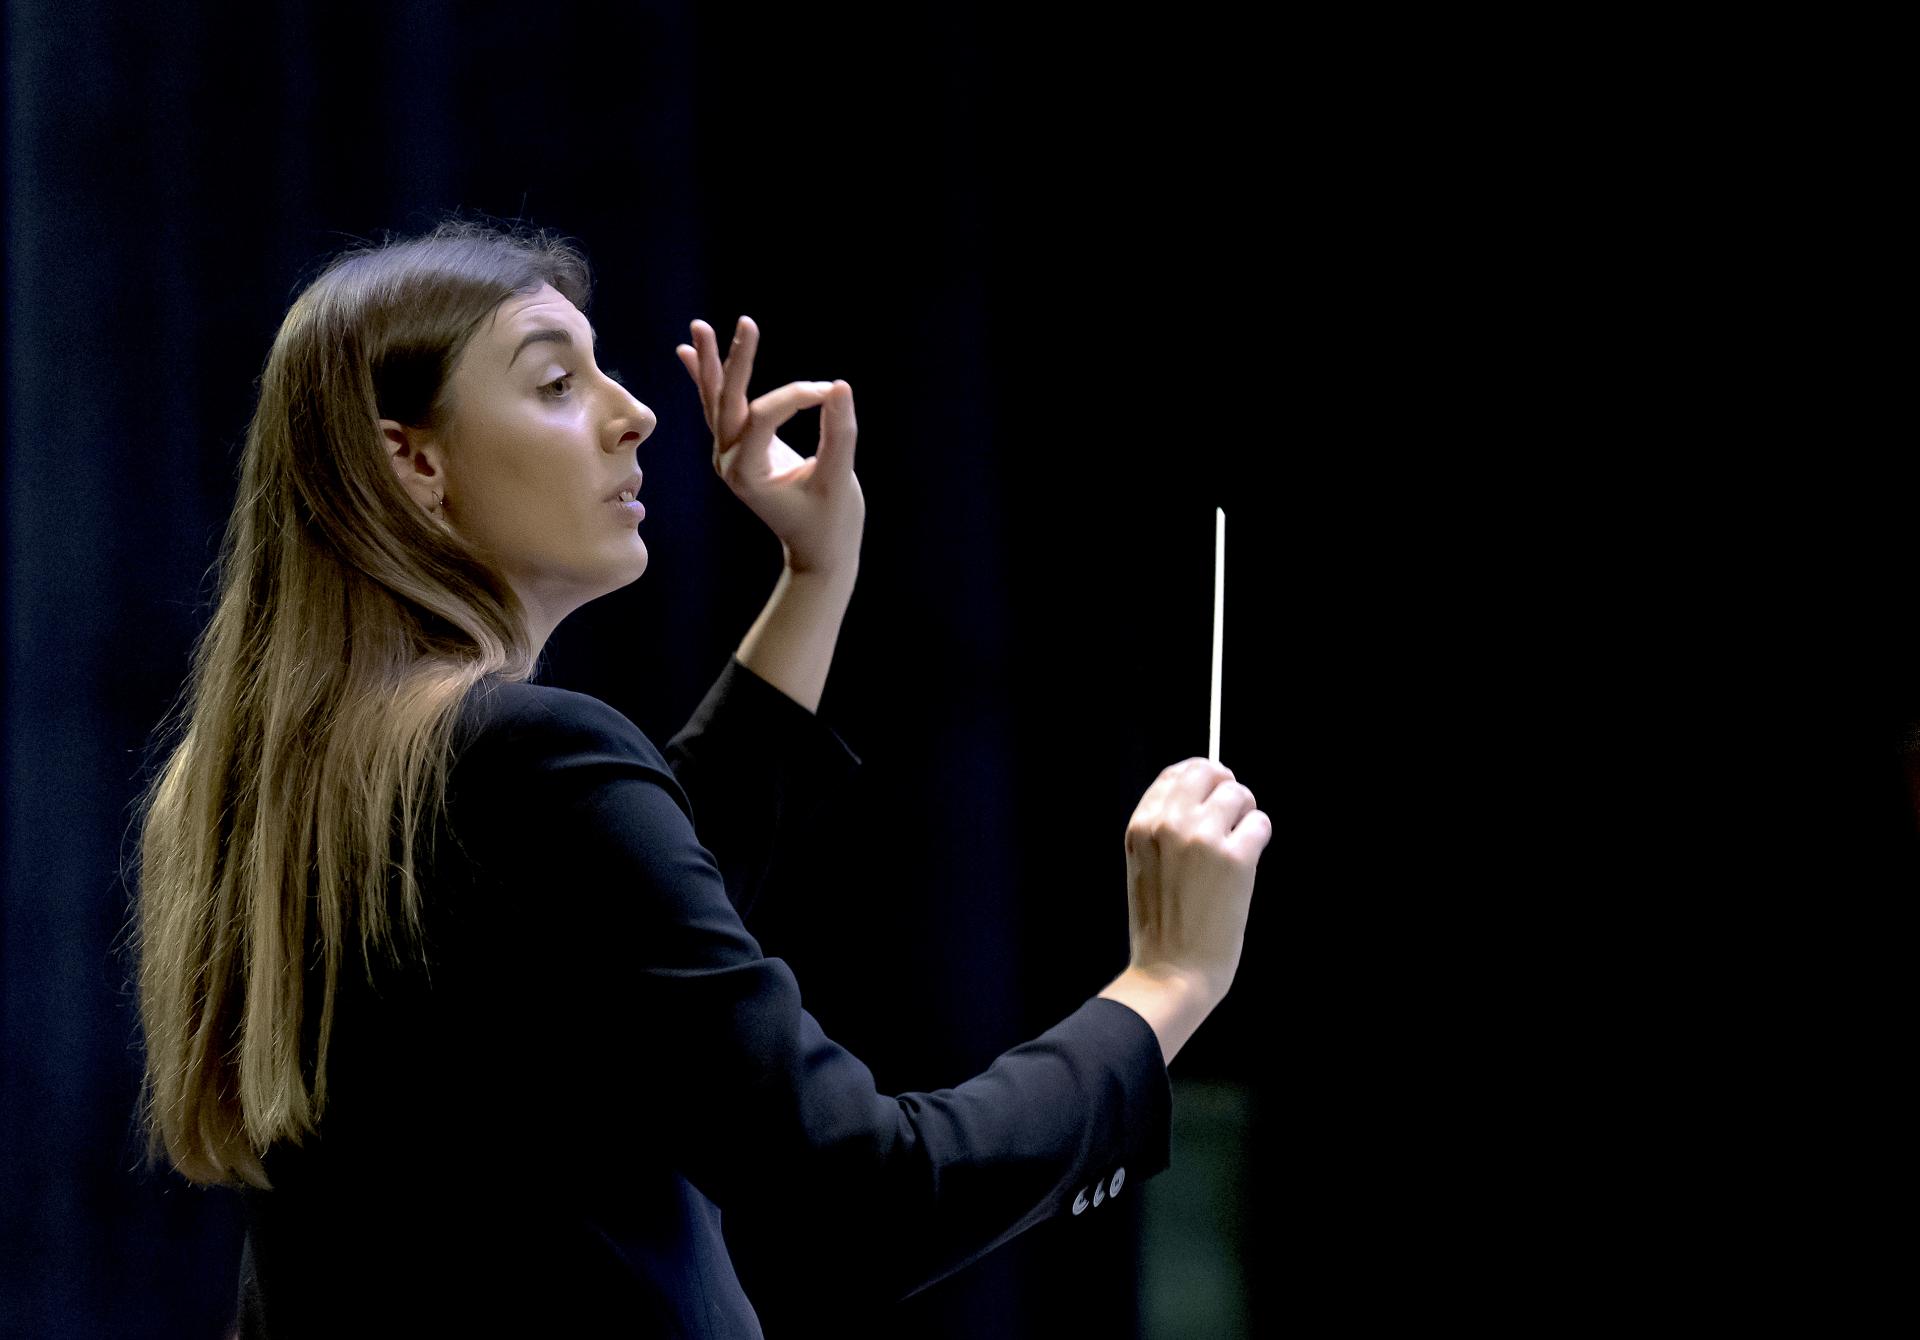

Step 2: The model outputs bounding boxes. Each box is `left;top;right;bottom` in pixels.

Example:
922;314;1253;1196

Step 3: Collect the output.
1076;996;1176;1182
685;654;863;781
661;656;864;893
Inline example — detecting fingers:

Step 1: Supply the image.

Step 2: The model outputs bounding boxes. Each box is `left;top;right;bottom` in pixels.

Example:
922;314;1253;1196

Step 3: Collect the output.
1132;759;1231;835
746;382;837;435
1161;758;1234;804
680;318;855;466
681;316;760;430
674;345;704;413
1131;758;1265;869
816;380;857;478
677;321;722;430
692;319;725;406
1201;780;1258;837
1226;808;1273;862
719;317;757;425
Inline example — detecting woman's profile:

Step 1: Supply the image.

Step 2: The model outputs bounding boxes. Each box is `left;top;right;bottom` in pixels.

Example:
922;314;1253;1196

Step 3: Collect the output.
125;216;1270;1336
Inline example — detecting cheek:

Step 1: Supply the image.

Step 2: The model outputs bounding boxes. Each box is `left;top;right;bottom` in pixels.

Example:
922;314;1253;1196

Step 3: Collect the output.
469;426;570;514
491;460;610;556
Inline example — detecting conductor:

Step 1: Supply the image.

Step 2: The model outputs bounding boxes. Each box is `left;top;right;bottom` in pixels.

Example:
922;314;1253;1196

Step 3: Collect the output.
127;218;1271;1337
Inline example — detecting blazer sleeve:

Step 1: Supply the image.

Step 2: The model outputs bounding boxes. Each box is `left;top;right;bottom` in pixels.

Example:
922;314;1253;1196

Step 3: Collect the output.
661;654;863;925
462;683;1173;1304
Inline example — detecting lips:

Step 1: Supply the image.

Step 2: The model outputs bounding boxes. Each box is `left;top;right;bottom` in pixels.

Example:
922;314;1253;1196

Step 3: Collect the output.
606;471;644;502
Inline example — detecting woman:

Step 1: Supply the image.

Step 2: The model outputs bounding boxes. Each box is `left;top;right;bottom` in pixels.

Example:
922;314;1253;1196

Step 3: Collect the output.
128;217;1269;1336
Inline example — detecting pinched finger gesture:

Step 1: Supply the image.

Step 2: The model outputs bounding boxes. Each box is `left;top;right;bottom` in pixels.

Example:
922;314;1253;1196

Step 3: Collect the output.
675;315;863;577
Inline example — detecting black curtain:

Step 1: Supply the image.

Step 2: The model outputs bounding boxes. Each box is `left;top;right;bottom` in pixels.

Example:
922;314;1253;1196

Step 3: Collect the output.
3;3;1284;1335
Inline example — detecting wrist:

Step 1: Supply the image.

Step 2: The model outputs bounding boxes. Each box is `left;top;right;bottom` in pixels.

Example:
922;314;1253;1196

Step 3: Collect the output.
1097;964;1216;1068
783;554;858;586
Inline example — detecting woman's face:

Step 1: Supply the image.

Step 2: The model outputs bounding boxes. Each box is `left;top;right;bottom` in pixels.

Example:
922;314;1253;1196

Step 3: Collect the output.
383;283;657;650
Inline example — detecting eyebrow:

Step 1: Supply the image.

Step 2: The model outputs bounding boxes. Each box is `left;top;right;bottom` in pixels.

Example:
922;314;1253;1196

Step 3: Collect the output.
507;322;597;369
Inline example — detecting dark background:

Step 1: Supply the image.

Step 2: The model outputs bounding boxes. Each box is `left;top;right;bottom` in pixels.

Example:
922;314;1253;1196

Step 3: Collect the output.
16;5;1907;1336
2;3;1308;1335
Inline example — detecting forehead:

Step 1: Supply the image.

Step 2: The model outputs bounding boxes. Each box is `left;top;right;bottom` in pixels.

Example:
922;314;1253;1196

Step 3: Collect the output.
492;284;587;338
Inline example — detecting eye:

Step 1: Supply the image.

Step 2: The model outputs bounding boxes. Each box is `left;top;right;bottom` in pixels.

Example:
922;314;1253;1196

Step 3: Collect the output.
540;367;625;399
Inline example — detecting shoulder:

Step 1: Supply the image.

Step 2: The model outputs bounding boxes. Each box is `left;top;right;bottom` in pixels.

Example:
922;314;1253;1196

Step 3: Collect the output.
457;677;645;748
450;677;687;813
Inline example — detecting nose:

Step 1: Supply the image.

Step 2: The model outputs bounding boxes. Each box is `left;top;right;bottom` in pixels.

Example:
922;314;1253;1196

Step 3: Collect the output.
612;398;657;451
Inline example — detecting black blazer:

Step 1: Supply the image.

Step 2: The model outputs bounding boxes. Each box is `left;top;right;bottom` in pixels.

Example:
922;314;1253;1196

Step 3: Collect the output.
234;655;1172;1337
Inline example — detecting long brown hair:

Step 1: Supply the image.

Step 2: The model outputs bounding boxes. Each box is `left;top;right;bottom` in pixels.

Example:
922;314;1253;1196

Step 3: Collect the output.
127;216;591;1188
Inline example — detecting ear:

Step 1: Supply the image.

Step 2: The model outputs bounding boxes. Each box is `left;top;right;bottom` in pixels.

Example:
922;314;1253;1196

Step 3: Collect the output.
380;419;448;517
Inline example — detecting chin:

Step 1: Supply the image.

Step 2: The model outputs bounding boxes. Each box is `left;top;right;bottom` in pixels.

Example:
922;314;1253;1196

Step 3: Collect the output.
617;546;648;585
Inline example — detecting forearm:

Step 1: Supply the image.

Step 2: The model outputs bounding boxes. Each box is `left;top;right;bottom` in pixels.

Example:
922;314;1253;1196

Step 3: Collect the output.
1097;965;1215;1068
733;563;856;716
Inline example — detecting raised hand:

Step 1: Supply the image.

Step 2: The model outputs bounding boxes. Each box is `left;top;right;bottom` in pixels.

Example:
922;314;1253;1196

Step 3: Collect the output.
675;316;864;578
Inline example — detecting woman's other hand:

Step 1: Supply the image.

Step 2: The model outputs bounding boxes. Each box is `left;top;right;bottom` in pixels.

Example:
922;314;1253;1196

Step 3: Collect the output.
675;316;864;578
1121;760;1270;1007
